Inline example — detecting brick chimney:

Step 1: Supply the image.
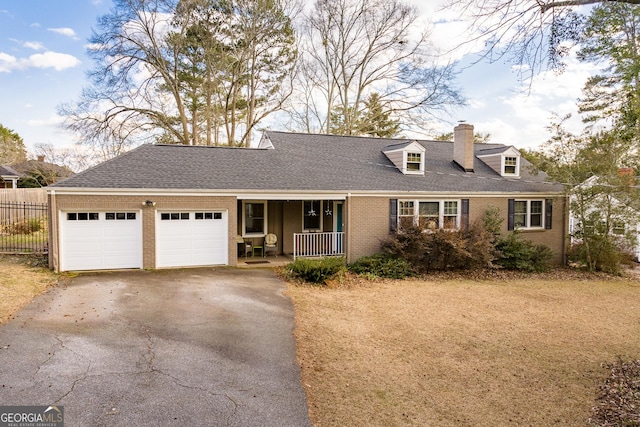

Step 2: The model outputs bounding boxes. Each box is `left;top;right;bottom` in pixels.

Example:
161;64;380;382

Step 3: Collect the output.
453;123;474;172
37;155;45;162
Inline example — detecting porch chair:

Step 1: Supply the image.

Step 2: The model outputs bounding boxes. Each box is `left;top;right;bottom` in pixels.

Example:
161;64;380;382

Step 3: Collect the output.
264;233;278;257
237;235;252;258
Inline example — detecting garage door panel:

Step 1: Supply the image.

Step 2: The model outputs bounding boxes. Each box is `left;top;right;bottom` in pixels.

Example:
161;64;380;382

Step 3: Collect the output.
156;211;228;268
60;211;142;271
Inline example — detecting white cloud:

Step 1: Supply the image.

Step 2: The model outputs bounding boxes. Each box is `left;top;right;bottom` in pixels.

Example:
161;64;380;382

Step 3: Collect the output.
23;41;45;51
30;22;40;28
28;51;81;70
47;27;79;39
0;52;18;73
0;51;81;72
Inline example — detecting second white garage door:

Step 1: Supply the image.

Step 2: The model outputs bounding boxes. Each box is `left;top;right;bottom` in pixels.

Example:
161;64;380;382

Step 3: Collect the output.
156;210;228;268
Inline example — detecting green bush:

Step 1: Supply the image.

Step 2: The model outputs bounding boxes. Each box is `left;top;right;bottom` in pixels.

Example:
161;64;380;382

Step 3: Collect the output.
568;238;635;275
286;256;346;284
494;232;554;272
348;254;414;279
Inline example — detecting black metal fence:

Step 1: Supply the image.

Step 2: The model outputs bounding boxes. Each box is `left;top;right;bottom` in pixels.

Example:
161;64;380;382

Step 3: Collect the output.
0;202;48;254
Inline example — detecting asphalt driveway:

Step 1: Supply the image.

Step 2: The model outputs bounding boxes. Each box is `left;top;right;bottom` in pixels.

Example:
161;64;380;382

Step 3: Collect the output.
0;268;311;427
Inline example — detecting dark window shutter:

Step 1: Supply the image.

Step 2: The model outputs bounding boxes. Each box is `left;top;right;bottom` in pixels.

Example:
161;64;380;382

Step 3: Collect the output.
507;199;515;231
461;199;469;229
389;199;398;233
545;199;553;229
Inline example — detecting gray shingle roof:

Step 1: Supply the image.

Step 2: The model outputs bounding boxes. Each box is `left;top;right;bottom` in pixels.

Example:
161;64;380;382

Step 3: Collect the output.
50;131;563;194
0;165;20;177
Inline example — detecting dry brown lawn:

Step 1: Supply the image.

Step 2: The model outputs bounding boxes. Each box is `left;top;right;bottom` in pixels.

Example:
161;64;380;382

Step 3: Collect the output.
287;273;640;427
0;255;59;325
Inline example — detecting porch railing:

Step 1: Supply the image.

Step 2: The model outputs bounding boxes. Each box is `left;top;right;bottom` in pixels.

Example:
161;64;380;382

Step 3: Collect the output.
293;232;344;260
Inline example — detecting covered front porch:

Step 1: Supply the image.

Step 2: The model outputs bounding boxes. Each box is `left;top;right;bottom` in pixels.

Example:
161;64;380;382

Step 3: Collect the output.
237;198;346;261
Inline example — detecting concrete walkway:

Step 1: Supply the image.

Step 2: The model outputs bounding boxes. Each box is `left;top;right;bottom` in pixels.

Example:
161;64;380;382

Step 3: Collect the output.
0;268;311;427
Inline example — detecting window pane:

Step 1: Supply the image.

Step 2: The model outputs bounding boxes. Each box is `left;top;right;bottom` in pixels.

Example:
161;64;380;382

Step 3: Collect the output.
406;153;421;171
170;213;179;220
418;202;439;229
444;201;458;215
127;213;136;220
419;202;438;216
530;201;543;227
78;212;88;221
443;201;458;229
213;212;221;219
246;203;265;233
116;212;126;220
67;213;77;221
399;216;415;229
399;201;414;216
195;212;204;220
304;201;321;230
180;213;189;220
514;201;527;214
89;212;99;220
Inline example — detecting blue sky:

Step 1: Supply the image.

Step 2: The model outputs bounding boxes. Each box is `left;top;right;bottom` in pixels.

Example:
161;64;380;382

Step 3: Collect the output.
0;0;593;157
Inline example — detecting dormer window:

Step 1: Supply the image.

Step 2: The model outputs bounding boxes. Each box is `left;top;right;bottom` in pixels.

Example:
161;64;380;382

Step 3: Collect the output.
382;141;426;175
406;153;422;172
504;156;518;175
477;146;521;178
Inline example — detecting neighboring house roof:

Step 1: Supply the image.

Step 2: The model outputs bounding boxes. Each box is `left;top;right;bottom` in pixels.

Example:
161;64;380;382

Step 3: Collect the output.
12;159;74;185
0;165;21;178
50;131;563;194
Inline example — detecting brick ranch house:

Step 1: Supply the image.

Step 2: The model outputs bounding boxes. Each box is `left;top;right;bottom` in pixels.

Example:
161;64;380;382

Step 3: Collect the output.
46;124;567;272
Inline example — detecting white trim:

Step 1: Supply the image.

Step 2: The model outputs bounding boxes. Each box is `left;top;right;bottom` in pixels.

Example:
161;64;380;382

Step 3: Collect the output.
501;154;521;178
513;199;545;229
242;200;268;237
46;188;563;199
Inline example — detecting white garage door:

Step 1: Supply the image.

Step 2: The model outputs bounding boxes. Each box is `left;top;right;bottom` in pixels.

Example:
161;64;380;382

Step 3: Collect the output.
60;211;142;271
156;210;228;268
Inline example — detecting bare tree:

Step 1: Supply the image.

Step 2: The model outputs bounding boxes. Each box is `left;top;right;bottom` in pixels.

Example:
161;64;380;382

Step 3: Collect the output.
290;0;463;135
444;0;640;78
60;0;298;154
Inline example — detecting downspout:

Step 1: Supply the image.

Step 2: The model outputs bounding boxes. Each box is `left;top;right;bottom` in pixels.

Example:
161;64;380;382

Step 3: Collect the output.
49;190;59;272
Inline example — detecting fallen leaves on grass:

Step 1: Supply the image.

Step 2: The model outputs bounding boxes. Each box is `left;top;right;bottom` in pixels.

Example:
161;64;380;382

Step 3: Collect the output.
590;358;640;426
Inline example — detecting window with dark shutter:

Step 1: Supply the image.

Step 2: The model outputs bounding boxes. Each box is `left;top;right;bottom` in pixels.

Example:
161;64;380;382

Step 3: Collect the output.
545;199;553;229
389;199;398;233
507;199;515;231
461;199;469;229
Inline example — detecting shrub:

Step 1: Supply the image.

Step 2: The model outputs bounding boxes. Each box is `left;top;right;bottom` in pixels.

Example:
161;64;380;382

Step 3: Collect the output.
10;218;42;235
348;254;414;279
494;232;554;272
568;238;635;275
286;256;346;284
380;221;495;273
